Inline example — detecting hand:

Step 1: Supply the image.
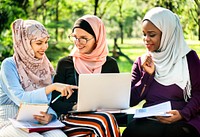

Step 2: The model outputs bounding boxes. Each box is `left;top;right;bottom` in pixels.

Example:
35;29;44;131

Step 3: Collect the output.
46;83;78;99
34;111;52;125
156;110;183;124
72;104;77;110
141;54;155;75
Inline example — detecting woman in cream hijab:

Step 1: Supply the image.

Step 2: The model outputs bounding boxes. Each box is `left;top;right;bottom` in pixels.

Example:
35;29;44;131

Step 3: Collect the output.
0;19;77;137
122;7;200;137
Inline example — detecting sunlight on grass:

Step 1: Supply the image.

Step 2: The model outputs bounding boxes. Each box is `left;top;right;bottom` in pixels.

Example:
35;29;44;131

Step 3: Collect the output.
120;127;126;134
48;38;200;72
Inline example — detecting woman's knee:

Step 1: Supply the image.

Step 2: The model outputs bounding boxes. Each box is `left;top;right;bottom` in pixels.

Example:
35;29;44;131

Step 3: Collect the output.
42;129;67;137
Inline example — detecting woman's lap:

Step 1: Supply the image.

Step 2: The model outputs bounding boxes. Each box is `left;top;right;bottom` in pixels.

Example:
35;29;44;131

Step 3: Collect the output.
61;112;120;137
0;124;67;137
122;118;199;137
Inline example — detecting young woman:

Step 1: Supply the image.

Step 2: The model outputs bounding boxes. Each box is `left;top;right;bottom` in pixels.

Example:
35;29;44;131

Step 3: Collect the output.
0;19;77;137
50;15;120;137
122;7;200;137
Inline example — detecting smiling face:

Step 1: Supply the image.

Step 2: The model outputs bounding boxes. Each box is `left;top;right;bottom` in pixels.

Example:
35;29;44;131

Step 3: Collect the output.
142;20;162;52
72;28;96;54
31;37;49;59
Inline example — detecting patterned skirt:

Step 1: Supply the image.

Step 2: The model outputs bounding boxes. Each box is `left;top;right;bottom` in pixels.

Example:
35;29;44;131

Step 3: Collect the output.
60;112;120;137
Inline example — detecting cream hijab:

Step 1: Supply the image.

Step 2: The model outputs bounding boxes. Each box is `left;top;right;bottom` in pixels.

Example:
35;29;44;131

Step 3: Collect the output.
143;7;191;101
70;15;108;74
12;19;54;91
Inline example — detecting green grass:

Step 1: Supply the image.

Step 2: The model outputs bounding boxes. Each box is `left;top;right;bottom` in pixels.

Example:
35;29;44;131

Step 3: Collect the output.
47;38;147;72
0;38;199;70
48;39;200;73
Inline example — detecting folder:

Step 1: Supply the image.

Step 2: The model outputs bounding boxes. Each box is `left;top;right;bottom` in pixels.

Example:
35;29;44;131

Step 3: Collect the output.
9;118;65;133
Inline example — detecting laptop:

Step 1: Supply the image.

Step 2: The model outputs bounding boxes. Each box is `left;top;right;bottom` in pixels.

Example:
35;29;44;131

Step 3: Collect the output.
73;73;131;112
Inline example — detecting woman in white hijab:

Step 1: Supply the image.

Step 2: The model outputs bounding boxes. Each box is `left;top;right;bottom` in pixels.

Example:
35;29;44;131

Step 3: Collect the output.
122;7;200;137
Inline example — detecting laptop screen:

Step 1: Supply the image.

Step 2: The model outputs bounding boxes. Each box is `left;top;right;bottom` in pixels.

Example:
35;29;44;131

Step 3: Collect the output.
77;73;132;111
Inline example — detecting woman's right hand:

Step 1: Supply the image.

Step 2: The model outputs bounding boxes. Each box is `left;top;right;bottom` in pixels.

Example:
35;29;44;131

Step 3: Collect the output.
72;104;77;110
141;54;155;75
46;83;78;99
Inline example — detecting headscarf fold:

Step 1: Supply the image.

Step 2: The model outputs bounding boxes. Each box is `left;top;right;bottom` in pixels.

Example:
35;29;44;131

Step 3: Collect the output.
70;15;108;74
12;19;55;91
143;7;191;101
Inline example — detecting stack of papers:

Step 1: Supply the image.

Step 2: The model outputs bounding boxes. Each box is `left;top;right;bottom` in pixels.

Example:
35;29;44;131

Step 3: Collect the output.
134;101;172;118
9;118;65;133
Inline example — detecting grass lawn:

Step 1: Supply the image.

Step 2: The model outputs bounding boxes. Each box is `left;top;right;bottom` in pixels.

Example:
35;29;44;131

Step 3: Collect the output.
109;38;200;73
48;38;200;73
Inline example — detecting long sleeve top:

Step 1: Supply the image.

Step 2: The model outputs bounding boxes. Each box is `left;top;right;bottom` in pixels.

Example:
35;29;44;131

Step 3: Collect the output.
0;57;57;123
50;56;119;117
130;50;200;134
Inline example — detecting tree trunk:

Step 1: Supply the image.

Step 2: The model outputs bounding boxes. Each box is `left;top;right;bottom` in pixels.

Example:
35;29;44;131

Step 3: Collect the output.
119;22;123;44
118;0;124;44
55;0;59;42
94;0;99;15
42;2;46;25
198;2;200;40
199;19;200;41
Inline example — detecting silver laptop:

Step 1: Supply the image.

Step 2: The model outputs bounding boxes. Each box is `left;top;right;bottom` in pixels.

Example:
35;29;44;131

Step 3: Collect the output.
75;73;131;112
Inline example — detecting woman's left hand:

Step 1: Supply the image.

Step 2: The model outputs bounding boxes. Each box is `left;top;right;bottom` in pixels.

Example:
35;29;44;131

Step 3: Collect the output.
141;54;155;75
156;110;183;124
34;111;52;125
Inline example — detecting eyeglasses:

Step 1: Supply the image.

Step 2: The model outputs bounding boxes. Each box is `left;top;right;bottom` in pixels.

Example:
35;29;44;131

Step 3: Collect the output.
68;35;94;45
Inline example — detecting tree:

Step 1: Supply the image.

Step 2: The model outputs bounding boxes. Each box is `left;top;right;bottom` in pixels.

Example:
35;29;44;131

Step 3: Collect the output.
148;0;199;40
94;0;99;15
193;0;200;40
0;0;28;33
116;0;124;44
0;0;28;63
91;0;114;18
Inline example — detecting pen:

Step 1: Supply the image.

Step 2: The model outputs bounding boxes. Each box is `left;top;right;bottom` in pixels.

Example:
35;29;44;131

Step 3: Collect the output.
51;94;61;103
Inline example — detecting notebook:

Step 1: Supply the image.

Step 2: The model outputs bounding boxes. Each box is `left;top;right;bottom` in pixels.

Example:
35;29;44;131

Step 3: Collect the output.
16;103;49;122
72;73;132;112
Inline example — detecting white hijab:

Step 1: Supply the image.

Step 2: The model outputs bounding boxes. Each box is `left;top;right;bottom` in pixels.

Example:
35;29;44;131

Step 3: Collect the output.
143;7;191;101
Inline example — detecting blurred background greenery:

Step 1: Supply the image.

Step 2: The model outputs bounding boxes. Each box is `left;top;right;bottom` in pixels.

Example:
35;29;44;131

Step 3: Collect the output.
0;0;200;72
1;1;200;133
46;38;200;72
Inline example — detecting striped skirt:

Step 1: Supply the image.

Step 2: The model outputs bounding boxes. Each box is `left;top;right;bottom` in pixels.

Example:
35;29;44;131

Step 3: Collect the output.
60;112;120;137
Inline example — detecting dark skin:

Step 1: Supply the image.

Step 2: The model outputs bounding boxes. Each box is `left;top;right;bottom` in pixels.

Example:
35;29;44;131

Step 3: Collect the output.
142;20;183;124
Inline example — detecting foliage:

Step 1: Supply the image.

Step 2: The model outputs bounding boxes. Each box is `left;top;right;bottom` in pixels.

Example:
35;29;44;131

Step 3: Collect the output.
0;0;28;33
48;38;200;72
0;0;29;62
0;0;199;63
0;31;13;62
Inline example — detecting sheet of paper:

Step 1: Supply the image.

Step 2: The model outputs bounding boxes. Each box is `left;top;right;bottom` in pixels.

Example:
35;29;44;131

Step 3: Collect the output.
133;101;172;118
9;118;65;129
16;103;49;122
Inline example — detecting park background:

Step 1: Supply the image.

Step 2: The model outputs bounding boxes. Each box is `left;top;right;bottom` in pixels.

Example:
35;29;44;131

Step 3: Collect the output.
0;0;200;132
0;0;200;72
